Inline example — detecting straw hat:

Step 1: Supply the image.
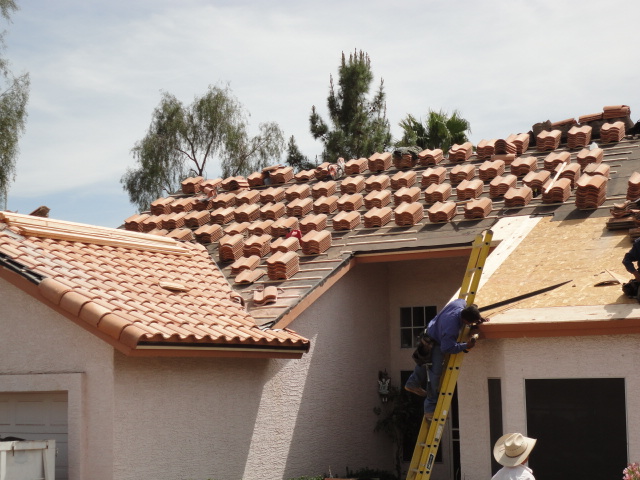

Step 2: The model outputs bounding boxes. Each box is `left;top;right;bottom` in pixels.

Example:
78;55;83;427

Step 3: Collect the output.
493;433;536;467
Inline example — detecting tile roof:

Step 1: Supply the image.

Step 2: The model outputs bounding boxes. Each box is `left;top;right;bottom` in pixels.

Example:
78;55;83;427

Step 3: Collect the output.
0;212;309;357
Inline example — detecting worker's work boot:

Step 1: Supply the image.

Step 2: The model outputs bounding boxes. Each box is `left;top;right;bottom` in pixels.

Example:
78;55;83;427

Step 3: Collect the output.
404;384;427;397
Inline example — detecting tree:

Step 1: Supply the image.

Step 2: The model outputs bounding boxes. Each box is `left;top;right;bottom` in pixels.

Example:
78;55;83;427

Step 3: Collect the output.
309;50;391;163
397;109;471;153
0;0;29;208
285;135;315;172
121;84;285;212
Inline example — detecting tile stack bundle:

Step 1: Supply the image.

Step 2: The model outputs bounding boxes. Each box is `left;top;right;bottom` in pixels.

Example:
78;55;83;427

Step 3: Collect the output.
124;213;149;232
575;175;608;209
184;210;211;229
368;152;393;172
252;286;280;306
337;193;364;212
234;203;260;223
463;197;493;219
627;172;640;200
365;174;391;192
522;170;552;194
248;220;274;236
224;222;250;236
494;138;517;155
260;187;286;204
567;125;592;149
218;234;245;262
424;183;453;203
212;192;236;209
557;163;582;189
266;251;300;280
449;164;476;184
504;186;533;207
312;181;338;199
193;195;215;212
313;195;339;214
167;229;195;242
286;197;314;217
220;176;249;191
194;224;224;244
478;160;506;181
427;201;457;222
270;236;300;254
394;202;425;226
510;156;538;176
151;197;174;215
541;178;572;204
235;268;266;285
271;166;294;184
364;190;392;209
543;151;570;171
294;169;316;182
418;148;444;166
162;212;187;230
332;211;361;231
340;176;366;194
181;176;204;194
455;179;484;200
583;163;610;178
536;130;562;151
270;217;299;237
260;202;286;221
393;186;421;206
299;213;328;234
600;121;626;143
390;170;417;189
363;207;393;228
170;197;196;213
247;171;264;187
345;157;369;175
285;184;311;202
230;255;261;276
300;230;332;255
243;234;272;258
579;112;603;123
421;166;447;187
603;105;631;119
476;139;497;160
236;189;261;206
393;151;417;170
315;162;331;179
448;142;474;162
491;153;517;165
576;147;604;170
506;133;530;155
141;216;161;232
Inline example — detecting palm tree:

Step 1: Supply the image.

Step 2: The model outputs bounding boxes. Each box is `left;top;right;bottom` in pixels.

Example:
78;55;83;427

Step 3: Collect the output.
398;109;471;153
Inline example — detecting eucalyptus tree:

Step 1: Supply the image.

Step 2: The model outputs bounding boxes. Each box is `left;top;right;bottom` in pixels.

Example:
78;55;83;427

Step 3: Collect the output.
397;109;471;153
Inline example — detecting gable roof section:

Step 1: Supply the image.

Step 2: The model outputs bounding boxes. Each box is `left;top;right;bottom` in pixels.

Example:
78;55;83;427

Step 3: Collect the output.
0;212;309;358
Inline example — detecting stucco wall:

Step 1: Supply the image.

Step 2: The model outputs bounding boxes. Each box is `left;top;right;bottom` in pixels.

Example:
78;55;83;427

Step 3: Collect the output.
458;334;640;480
0;278;116;480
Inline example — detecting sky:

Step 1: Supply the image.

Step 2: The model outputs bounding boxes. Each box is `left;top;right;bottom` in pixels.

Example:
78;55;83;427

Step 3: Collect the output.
5;0;640;228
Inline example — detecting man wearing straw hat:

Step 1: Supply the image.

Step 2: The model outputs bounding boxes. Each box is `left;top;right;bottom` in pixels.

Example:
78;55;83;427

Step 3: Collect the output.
492;433;537;480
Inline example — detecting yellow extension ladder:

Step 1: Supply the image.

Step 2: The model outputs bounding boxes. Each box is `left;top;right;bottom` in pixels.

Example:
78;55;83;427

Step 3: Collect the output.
406;229;493;480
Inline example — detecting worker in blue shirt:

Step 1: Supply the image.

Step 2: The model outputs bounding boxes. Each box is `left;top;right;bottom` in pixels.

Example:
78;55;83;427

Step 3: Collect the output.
623;237;640;280
405;299;488;421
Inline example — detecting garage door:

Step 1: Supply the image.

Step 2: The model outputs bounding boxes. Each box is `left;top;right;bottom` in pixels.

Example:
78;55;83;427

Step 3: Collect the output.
0;392;68;480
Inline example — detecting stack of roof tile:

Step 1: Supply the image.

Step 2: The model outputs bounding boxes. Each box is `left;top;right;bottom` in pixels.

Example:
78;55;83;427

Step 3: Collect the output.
522;170;552;194
557;163;581;189
345;158;369;175
224;222;250;236
286;198;313;217
424;183;452;203
394;202;424;226
271;166;294;184
315;162;331;179
271;218;299;237
194;224;223;244
421;167;447;186
266;251;300;280
575;175;608;209
200;178;222;192
365;174;391;192
476;139;497;159
313;195;339;214
576;147;604;170
236;189;261;205
166;228;195;242
583;163;610;178
456;179;484;200
184;210;211;228
542;177;572;204
147;227;169;237
600;121;626;142
124;213;149;232
170;197;196;213
219;234;245;262
181;176;204;194
295;169;316;182
627;172;640;200
285;184;311;202
363;207;393;228
300;230;332;255
248;220;274;236
235;268;266;285
162;212;187;230
543;151;571;171
603;105;631;119
478;160;506;181
393;187;421;206
506;133;530;155
243;234;272;257
332;211;361;230
247;172;264;187
418;148;444;166
536;130;562;151
340;176;366;194
449;164;476;184
260;187;286;204
579;112;603;123
270;236;300;254
390;171;417;189
212;192;236;209
193;196;214;212
368;152;393;172
151;197;174;215
364;190;391;209
234;204;260;223
337;193;364;212
300;214;328;233
494;138;517;155
230;255;261;276
448;142;473;162
312;181;337;199
504;186;533;207
393;152;417;169
141;216;161;232
510;156;538;176
221;176;249;191
260;202;286;221
427;201;457;222
491;153;516;165
567;125;592;149
463;197;493;219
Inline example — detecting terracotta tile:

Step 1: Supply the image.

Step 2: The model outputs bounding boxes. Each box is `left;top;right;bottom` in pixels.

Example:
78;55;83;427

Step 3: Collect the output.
224;222;251;236
312;181;337;199
576;147;604;170
270;236;300;254
367;152;392;172
270;217;300;238
424;183;452;203
603;105;631;119
364;174;390;192
234;204;261;223
393;150;417;169
236;189;261;205
286;197;314;217
266;251;300;280
150;197;174;215
542;177;572;204
336;193;364;212
421;167;447;187
212;192;236;209
285;184;312;202
344;157;368;175
363;206;393;228
247;220;275;236
332;211;361;231
504;186;533;207
394;202;424;226
243;234;272;258
181;176;204;194
455;179;484;200
449;164;476;184
448;142;473;162
299;214;328;234
364;189;391;209
464;197;493;219
476;139;497;160
478;160;506;181
393;187;421;206
260;187;286;204
536;129;562;151
194;224;223;244
184;210;211;228
427;201;457;222
247;172;265;187
210;207;235;225
340;176;366;194
567;125;593;149
230;255;261;276
510;156;538;176
313;195;339;214
220;176;249;191
294;169;316;182
627;172;640;200
259;202;286;221
271;166;294;184
390;171;417;190
417;148;444;166
575;174;608;209
543;151;571;171
300;230;332;255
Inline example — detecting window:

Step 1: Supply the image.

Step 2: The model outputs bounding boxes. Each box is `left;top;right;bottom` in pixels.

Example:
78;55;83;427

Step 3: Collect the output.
400;306;436;348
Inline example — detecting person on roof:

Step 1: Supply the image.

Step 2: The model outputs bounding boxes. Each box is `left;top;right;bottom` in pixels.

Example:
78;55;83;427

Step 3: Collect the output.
491;433;537;480
623;237;640;280
404;299;488;422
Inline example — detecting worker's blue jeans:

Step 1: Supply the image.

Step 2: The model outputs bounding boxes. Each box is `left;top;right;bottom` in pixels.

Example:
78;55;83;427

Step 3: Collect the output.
405;343;444;413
